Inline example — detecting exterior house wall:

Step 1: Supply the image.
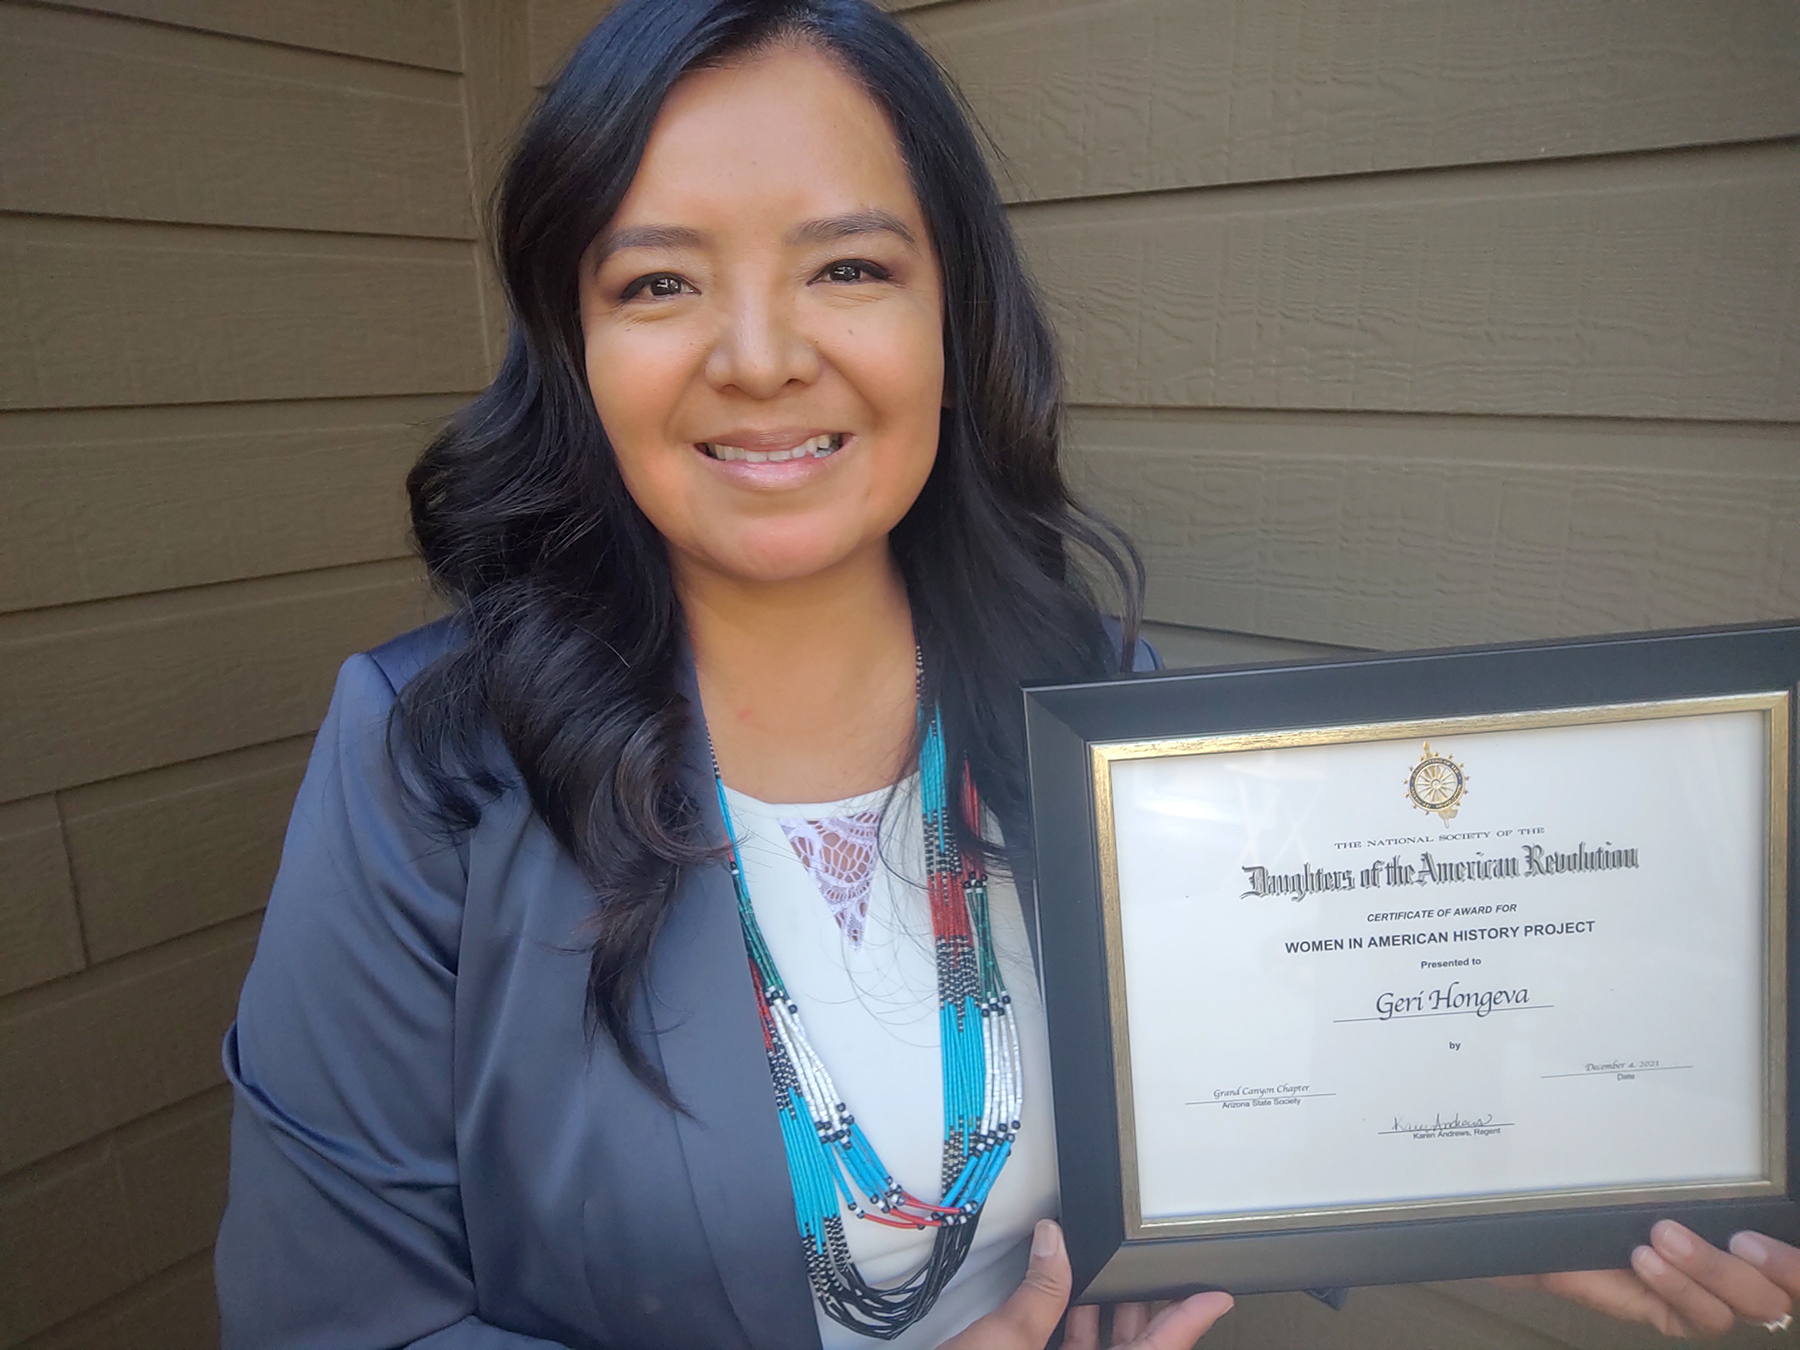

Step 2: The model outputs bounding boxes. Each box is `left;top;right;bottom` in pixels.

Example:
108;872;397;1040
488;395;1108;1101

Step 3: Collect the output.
0;3;529;1343
901;0;1800;669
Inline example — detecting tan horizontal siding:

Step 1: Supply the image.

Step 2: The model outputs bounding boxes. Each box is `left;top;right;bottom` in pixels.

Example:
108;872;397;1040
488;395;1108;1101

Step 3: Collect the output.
913;0;1800;203
62;738;313;964
0;218;488;411
0;915;258;1175
0;559;435;803
1205;1281;1569;1350
1069;407;1800;650
0;395;455;613
20;1251;218;1350
1016;141;1800;422
0;1088;229;1344
462;1;531;364
0;7;472;237
528;0;610;86
18;1251;218;1350
1139;621;1347;669
0;798;83;1000
28;0;462;71
0;1;517;1338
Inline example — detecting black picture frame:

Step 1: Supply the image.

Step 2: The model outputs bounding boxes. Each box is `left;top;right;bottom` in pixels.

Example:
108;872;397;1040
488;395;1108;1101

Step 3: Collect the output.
1023;621;1800;1301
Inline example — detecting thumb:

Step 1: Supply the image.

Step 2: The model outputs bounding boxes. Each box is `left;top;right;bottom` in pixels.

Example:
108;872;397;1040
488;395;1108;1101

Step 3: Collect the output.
988;1220;1074;1346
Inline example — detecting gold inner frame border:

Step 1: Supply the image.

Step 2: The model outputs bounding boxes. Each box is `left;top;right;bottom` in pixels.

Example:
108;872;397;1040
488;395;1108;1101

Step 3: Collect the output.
1088;692;1792;1241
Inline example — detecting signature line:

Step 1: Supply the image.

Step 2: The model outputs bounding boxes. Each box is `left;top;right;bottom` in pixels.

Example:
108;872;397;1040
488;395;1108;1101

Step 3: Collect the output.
1186;1093;1339;1106
1379;1122;1515;1135
1541;1065;1694;1079
1335;1005;1555;1024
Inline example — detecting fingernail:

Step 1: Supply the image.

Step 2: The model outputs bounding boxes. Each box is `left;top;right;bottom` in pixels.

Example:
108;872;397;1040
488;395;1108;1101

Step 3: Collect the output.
1033;1219;1062;1258
1635;1245;1669;1278
1732;1231;1773;1267
1656;1221;1696;1258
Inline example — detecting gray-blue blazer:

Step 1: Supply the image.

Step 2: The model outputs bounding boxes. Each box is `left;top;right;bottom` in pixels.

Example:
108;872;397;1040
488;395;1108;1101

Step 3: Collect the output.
217;620;1158;1349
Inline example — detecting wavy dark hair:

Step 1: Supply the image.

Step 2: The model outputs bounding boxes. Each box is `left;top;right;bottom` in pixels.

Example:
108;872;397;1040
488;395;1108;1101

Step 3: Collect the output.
396;0;1143;1096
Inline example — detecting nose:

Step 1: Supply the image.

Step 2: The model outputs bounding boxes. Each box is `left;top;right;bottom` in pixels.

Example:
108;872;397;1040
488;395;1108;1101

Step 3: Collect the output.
703;287;821;398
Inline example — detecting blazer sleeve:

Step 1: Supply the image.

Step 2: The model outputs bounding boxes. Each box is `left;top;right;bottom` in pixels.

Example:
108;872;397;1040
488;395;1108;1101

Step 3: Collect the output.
215;654;565;1350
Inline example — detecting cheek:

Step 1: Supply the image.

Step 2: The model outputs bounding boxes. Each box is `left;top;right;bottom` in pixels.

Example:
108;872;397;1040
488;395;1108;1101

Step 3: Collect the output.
583;324;693;445
877;296;946;410
581;320;704;528
882;327;945;513
836;300;945;479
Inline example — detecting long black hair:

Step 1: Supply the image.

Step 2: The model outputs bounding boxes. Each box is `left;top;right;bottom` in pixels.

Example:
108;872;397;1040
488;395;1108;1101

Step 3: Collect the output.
397;0;1143;1096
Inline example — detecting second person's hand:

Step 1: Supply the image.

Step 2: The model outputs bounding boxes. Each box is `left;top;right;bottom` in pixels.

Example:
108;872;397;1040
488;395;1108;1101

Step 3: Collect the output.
938;1220;1234;1350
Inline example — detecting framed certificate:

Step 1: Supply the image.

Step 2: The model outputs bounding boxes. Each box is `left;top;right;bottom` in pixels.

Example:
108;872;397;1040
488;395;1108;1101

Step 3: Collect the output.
1023;622;1800;1300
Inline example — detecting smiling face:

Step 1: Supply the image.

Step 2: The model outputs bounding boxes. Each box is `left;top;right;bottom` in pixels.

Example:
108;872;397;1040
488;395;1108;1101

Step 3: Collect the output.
579;42;944;590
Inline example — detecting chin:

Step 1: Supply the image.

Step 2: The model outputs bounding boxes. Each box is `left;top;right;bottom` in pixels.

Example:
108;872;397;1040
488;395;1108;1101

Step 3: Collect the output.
710;532;879;585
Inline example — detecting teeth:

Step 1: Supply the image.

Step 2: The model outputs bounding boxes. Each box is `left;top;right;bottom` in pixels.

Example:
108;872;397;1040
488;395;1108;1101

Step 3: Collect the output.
702;433;843;462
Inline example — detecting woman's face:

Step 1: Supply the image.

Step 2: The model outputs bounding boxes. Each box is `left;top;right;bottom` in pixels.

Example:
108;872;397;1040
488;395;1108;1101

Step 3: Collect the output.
579;43;944;588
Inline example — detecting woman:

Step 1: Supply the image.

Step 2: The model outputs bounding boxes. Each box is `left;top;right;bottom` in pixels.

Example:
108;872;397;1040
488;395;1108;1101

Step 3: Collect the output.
215;1;1800;1346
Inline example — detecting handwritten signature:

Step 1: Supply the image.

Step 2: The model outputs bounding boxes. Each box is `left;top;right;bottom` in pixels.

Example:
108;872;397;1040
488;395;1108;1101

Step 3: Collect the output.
1391;1111;1496;1133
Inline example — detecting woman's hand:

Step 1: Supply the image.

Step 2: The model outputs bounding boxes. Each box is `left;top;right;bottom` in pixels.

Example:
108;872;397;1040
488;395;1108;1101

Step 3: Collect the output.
938;1220;1233;1350
1496;1222;1799;1338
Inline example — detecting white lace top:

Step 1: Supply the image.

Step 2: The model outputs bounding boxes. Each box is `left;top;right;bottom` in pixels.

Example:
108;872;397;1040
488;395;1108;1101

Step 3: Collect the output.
721;774;1060;1349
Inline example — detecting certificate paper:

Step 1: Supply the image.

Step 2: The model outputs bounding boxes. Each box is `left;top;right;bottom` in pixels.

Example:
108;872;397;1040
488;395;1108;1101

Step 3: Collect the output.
1100;699;1786;1232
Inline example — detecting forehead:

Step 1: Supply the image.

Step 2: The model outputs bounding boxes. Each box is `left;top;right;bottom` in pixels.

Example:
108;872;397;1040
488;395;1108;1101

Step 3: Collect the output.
613;43;920;229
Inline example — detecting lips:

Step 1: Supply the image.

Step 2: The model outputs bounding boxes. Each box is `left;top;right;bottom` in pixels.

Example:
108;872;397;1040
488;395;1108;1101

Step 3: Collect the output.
698;432;845;463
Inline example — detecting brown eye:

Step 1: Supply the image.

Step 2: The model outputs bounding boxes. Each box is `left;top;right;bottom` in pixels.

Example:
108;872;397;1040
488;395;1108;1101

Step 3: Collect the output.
819;260;889;284
622;273;692;301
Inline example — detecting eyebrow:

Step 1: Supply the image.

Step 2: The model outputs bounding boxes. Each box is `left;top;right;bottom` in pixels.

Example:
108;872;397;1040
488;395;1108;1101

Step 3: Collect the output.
591;223;708;268
787;210;916;248
591;209;917;269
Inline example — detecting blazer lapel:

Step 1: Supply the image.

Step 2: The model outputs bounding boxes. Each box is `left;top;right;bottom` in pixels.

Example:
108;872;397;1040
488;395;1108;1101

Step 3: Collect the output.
647;652;821;1350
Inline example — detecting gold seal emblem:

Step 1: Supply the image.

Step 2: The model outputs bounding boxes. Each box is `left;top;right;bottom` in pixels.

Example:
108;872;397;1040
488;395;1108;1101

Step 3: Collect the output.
1405;742;1467;820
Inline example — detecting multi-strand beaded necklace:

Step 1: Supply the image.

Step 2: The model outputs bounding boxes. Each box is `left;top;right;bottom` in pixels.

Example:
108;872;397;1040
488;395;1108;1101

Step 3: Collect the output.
711;704;1023;1339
